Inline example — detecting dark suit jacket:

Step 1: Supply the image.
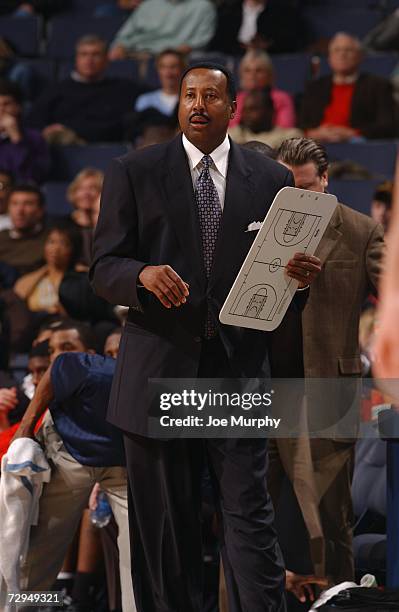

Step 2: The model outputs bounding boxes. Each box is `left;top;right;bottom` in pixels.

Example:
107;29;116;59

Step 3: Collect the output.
299;73;397;139
209;0;304;55
90;135;295;435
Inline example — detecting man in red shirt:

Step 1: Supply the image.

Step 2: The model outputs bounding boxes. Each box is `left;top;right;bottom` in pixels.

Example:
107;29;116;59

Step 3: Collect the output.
300;32;396;142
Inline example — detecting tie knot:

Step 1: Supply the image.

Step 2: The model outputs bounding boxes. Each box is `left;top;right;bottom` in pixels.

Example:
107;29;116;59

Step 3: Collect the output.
201;155;212;170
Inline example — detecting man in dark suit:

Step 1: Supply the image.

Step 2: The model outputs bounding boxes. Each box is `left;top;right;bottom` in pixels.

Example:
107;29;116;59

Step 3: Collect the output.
90;63;321;612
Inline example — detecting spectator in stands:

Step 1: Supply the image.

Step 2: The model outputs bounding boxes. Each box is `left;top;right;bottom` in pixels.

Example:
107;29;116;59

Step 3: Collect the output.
0;169;13;230
300;32;396;142
64;168;104;266
13;225;82;315
108;0;216;59
370;181;392;232
229;89;302;147
230;49;296;129
0;340;50;434
0;184;47;275
0;80;49;182
135;49;187;117
209;0;304;56
28;35;140;144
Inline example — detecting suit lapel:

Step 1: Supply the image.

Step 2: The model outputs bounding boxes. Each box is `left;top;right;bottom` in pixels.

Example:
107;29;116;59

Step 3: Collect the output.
162;136;206;287
315;203;343;264
209;142;257;290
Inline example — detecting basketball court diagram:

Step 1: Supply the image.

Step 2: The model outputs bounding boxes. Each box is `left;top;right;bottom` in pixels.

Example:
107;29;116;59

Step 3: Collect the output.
220;187;337;332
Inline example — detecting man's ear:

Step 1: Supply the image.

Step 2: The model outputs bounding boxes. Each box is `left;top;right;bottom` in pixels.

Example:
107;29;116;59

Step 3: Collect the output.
321;171;328;190
230;100;237;119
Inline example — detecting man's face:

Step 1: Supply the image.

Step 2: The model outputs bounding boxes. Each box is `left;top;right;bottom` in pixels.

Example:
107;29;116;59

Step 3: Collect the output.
0;95;20;120
75;43;108;80
279;161;328;193
240;59;271;91
328;34;361;77
8;191;44;231
178;68;236;153
104;333;121;359
49;329;87;362
158;53;184;91
29;356;50;388
241;93;272;133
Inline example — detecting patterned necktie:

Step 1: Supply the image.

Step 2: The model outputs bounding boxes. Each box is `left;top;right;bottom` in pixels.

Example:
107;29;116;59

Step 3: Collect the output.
195;154;222;338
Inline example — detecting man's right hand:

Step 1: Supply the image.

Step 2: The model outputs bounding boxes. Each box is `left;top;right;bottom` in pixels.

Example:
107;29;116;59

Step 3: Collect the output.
138;265;189;309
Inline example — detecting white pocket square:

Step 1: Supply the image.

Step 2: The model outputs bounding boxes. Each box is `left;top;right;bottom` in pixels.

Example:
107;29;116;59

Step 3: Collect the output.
246;221;263;232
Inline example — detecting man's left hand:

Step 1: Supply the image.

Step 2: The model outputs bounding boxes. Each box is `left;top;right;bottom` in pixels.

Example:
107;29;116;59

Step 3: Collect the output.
286;253;322;288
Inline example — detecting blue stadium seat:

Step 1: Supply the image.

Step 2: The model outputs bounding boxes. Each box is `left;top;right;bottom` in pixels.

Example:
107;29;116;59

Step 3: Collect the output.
70;0;103;13
325;141;397;179
57;58;140;82
0;16;41;56
328;178;381;214
23;58;56;96
46;16;127;60
269;54;312;95
50;144;129;181
317;52;399;79
43;181;71;216
304;7;383;40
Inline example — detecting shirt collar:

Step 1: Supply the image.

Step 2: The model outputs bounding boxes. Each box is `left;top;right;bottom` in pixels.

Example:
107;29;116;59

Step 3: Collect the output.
182;133;230;177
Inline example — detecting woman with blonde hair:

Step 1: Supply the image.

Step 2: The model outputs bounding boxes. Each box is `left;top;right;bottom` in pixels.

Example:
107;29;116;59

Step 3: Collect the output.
230;48;296;129
63;167;104;265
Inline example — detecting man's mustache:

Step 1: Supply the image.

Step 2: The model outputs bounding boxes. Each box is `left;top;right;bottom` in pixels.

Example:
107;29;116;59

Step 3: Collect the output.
189;113;210;121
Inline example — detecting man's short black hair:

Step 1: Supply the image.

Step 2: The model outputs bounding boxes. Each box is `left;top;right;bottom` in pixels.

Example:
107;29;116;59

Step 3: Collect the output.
277;138;329;176
179;62;236;103
0;79;23;104
51;319;96;350
9;183;45;207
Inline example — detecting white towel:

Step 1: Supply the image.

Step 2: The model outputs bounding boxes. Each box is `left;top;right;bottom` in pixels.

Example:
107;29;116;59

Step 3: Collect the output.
0;438;51;611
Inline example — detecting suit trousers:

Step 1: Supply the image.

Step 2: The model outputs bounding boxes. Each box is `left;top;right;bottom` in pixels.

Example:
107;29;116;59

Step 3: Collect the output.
268;437;355;583
123;336;286;612
20;414;135;612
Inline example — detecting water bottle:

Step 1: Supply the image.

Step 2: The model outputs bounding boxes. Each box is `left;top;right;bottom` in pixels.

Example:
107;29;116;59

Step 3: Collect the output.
90;491;112;528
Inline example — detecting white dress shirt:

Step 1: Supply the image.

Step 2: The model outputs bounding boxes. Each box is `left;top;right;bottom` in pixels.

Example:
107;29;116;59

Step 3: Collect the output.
237;1;265;45
182;133;230;210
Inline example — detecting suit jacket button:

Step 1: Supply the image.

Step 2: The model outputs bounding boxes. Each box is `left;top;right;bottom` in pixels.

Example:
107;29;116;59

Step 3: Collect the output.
194;336;201;343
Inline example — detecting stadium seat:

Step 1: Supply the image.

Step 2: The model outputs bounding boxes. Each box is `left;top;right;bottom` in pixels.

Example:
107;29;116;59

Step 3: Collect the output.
46;16;127;60
269;54;312;95
43;181;71;217
328;178;381;214
50;144;129;181
325;141;397;179
23;58;56;97
352;432;387;583
304;7;383;40
70;0;103;13
0;15;41;56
